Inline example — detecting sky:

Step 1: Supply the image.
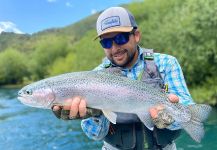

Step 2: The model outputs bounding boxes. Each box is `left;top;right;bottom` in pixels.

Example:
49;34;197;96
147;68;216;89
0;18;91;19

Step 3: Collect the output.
0;0;137;34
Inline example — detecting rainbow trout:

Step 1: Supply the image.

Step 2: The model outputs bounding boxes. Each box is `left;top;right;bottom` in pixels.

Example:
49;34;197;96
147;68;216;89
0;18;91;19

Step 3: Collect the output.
17;70;211;142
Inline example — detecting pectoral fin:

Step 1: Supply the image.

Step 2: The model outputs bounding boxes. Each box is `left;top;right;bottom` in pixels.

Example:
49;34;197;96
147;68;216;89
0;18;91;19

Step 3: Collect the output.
102;110;117;124
137;112;154;130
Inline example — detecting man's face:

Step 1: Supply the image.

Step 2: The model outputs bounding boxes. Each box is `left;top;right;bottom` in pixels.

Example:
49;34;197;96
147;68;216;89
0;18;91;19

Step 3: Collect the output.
100;30;140;68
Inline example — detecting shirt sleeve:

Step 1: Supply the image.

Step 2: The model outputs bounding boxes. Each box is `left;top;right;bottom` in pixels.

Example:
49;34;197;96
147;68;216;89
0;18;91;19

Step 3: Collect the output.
81;115;110;140
157;54;195;130
164;55;194;105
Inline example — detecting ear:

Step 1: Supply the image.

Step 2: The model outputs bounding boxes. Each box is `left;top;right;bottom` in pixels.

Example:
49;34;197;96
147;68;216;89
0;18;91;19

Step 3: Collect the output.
134;30;141;43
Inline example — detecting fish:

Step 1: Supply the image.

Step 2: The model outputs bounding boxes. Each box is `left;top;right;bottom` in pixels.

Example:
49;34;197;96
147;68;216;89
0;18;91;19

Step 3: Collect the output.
17;69;212;142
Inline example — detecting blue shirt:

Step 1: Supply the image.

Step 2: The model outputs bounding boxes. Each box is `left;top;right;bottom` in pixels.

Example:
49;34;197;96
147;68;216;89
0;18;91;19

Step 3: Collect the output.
81;47;194;140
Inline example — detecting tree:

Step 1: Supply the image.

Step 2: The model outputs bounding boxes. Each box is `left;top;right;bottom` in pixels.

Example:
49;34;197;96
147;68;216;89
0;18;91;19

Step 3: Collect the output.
0;48;28;85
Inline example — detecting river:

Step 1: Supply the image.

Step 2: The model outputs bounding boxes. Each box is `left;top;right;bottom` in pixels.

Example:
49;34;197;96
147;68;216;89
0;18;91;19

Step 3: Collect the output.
0;88;216;150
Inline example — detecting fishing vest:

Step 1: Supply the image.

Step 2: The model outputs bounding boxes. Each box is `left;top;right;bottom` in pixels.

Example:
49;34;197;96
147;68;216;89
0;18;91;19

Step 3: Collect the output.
102;48;181;150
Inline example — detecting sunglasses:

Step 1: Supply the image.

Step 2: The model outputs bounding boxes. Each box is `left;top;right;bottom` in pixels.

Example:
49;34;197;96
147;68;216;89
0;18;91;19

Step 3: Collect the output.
100;30;135;49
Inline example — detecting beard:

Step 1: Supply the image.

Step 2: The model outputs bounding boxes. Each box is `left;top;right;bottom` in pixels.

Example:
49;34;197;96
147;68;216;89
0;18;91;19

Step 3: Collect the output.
109;48;137;68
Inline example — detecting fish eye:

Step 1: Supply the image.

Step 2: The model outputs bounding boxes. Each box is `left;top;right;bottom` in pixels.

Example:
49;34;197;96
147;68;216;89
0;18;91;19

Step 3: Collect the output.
25;89;32;95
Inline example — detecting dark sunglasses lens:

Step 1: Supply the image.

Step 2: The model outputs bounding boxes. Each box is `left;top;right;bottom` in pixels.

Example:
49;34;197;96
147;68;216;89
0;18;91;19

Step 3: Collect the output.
114;33;130;45
100;39;113;49
100;32;130;49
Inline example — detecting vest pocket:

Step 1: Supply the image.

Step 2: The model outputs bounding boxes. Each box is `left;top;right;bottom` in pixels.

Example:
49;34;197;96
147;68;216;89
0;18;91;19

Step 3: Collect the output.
142;78;164;89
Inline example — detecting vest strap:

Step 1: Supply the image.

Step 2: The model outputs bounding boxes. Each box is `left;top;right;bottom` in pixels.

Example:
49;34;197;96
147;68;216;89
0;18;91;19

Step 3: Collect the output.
142;48;165;90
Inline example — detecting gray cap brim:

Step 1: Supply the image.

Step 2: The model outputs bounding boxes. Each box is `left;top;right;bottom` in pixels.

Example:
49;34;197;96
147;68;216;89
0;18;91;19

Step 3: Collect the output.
94;26;133;40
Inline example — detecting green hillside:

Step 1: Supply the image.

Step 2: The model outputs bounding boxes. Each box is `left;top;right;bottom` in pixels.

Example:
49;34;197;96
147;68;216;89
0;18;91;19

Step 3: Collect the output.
0;0;216;105
0;32;31;52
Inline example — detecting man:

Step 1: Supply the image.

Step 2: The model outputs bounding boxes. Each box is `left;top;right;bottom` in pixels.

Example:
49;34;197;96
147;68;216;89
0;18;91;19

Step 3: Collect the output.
52;7;194;150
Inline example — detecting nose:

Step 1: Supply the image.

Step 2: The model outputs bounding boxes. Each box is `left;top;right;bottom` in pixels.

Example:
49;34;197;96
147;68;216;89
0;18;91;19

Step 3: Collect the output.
111;41;121;50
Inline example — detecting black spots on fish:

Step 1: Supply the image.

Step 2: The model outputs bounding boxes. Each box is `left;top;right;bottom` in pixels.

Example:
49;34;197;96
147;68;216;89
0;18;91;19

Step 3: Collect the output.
55;87;72;98
182;119;204;143
102;67;123;76
188;104;212;122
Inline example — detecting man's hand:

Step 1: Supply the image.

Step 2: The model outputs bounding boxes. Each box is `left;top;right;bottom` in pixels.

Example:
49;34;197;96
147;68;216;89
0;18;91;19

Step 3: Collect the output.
149;94;179;129
52;97;102;120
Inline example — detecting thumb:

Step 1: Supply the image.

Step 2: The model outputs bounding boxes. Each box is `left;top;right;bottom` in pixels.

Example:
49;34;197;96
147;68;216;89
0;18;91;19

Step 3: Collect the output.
52;105;63;119
168;94;179;103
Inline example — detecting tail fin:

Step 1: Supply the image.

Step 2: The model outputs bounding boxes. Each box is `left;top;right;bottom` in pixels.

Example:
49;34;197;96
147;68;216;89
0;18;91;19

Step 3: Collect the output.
182;104;212;142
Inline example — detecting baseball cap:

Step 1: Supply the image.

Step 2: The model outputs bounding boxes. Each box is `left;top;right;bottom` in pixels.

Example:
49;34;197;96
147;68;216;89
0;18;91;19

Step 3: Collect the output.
95;7;137;39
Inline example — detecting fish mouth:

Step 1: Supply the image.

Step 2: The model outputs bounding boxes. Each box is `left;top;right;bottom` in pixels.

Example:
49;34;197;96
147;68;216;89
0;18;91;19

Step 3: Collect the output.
17;96;48;109
17;96;35;107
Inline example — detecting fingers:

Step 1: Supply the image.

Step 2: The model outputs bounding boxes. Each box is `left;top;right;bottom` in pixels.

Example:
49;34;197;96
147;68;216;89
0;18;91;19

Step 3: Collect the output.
149;107;158;119
78;99;87;117
52;105;63;119
149;105;164;119
52;105;61;111
150;94;178;120
168;94;179;103
52;96;87;120
149;94;178;128
68;97;87;118
152;109;174;129
63;99;73;110
149;105;174;129
69;97;81;118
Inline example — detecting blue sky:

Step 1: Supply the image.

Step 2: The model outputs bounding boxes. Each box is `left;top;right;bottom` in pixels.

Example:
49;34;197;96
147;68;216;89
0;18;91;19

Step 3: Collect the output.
0;0;137;34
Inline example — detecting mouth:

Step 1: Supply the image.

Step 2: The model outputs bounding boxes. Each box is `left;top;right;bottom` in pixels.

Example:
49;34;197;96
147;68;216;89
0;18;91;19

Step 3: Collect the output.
17;96;44;108
113;50;126;59
17;96;23;101
17;96;32;106
17;95;54;109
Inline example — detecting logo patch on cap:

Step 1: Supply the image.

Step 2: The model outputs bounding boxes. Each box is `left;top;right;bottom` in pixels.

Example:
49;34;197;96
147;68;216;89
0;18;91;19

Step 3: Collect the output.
101;16;120;31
